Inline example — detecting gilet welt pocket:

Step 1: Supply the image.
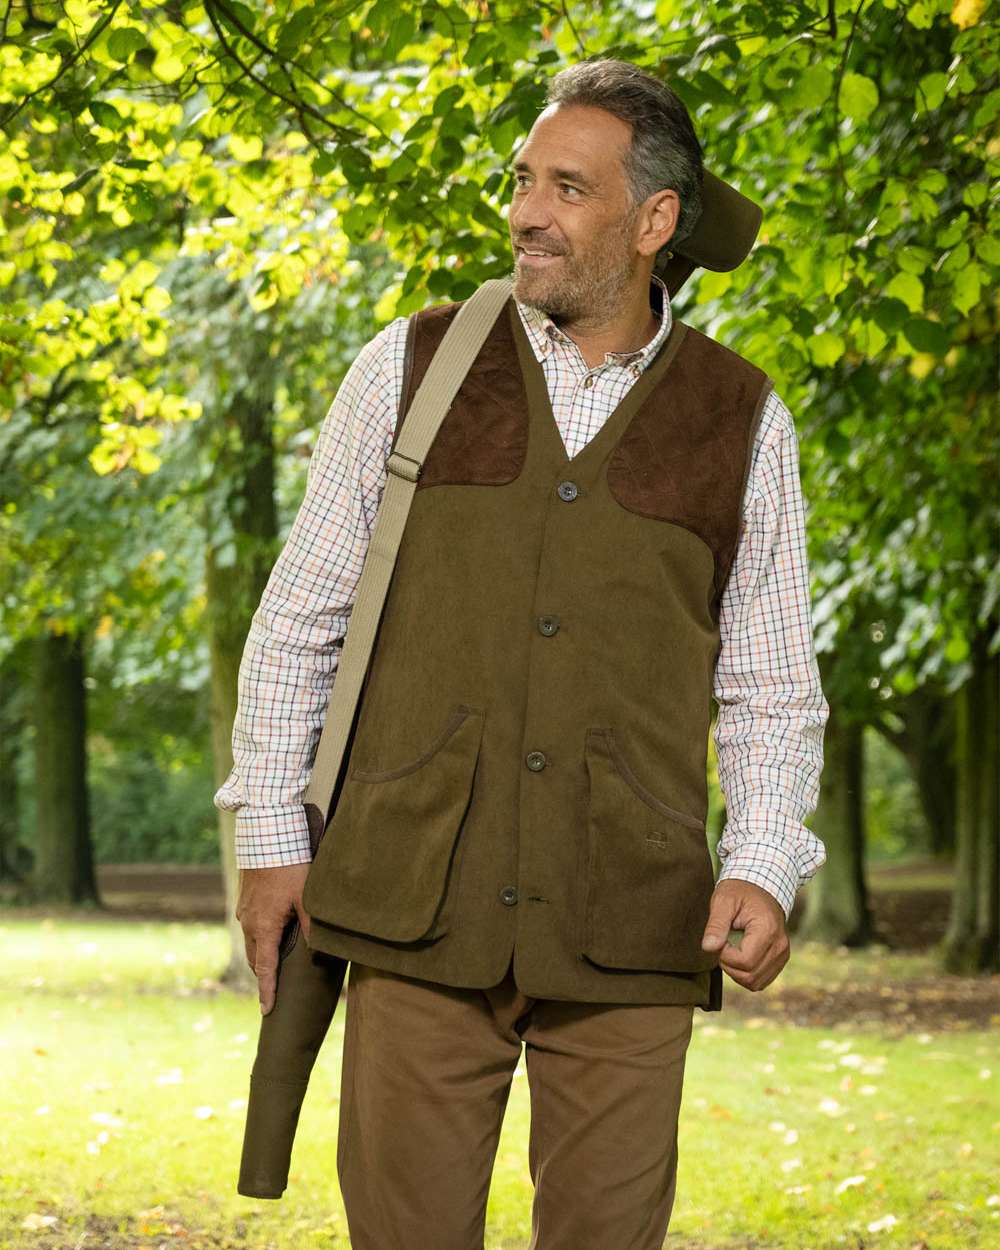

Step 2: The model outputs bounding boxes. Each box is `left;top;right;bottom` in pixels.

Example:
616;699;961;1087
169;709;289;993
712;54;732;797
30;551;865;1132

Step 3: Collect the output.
302;703;485;943
581;727;719;974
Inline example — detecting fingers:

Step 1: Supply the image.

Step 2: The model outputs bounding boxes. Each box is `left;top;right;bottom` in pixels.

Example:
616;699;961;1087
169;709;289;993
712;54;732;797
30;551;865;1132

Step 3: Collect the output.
720;922;790;991
701;880;790;992
718;916;771;971
721;944;787;992
254;937;280;1015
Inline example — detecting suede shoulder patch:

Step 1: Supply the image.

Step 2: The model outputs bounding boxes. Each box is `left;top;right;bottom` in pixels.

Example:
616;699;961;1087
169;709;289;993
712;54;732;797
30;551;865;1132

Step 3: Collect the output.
393;299;529;489
606;325;773;614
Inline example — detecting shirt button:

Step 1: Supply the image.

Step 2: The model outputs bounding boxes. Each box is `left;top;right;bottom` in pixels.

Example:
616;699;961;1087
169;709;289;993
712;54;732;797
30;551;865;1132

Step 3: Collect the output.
537;615;560;636
556;480;578;501
583;376;594;389
525;751;547;771
500;885;519;906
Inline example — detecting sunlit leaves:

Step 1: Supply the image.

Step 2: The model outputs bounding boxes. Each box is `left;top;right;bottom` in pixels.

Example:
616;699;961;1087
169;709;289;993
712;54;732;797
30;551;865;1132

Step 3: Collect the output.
840;72;880;122
885;272;924;313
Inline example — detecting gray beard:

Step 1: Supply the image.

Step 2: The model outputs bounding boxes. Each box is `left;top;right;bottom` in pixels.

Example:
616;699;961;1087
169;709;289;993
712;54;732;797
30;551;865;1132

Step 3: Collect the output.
510;213;640;327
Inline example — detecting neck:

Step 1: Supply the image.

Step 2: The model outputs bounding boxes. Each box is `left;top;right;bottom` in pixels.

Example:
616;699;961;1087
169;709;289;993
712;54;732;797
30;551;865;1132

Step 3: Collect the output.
552;276;660;368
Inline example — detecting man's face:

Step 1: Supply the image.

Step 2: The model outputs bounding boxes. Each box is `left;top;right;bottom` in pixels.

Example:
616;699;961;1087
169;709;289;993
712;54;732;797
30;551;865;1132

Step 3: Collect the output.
507;103;642;323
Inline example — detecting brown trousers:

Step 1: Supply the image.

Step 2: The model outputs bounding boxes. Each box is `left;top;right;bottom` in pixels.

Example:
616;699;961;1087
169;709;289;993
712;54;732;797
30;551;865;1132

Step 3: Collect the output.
336;953;695;1250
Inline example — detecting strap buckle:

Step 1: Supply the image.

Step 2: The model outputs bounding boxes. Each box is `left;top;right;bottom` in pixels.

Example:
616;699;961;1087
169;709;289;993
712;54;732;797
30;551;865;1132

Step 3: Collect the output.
386;451;423;483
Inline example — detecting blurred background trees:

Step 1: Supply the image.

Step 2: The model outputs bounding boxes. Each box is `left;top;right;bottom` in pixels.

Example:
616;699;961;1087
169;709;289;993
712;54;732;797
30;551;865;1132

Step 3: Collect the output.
1;0;996;975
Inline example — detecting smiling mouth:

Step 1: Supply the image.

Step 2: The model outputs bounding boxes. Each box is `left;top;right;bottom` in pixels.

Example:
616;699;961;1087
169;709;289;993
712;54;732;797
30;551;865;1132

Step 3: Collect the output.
516;246;564;264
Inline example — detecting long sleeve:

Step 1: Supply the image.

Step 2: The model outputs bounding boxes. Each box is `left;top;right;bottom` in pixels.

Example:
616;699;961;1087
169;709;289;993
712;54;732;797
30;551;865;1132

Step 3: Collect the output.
712;389;829;921
213;317;409;868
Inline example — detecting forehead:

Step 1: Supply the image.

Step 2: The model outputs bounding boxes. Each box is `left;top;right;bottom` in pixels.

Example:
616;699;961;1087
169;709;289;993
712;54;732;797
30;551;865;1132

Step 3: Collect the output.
514;103;631;184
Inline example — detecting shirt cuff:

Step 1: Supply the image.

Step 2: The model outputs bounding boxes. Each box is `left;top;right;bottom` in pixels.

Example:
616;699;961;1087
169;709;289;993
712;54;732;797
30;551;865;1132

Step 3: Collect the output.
233;806;315;869
715;826;826;922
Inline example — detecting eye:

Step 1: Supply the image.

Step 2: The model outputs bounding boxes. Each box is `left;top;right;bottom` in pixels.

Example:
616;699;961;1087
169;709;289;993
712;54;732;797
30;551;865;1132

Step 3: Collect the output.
560;183;582;197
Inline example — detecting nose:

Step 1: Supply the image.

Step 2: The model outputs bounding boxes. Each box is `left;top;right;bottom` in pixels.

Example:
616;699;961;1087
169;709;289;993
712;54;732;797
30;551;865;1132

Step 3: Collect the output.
510;181;553;236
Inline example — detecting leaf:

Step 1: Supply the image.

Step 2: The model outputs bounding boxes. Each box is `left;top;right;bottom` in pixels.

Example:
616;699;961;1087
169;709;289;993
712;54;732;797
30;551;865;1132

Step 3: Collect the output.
885;272;923;313
975;235;1000;266
903;319;948;355
952;263;983;316
951;0;986;28
433;85;465;118
151;50;185;84
106;27;147;62
917;72;948;111
88;101;123;131
841;72;879;122
791;65;834;110
906;1;937;27
228;133;263;162
963;183;987;208
809;332;845;366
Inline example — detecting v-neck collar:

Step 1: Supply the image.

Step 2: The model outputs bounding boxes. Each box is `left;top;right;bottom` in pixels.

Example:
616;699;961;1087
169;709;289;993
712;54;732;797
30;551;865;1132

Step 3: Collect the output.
509;300;690;472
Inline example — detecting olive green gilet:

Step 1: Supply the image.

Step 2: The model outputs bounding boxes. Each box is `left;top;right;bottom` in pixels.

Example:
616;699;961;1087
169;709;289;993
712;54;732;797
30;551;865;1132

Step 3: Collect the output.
301;297;773;1012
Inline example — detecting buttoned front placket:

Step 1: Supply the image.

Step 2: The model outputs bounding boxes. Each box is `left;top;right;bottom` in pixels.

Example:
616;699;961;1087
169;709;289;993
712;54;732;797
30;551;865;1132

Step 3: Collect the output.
504;304;695;989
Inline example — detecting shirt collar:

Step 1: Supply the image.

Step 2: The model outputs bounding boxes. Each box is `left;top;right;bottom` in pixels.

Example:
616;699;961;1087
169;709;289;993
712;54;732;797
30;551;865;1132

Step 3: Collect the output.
514;273;673;374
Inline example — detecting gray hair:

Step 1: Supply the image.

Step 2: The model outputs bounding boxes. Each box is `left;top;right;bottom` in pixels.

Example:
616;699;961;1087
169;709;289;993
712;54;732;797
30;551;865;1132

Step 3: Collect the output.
544;59;704;257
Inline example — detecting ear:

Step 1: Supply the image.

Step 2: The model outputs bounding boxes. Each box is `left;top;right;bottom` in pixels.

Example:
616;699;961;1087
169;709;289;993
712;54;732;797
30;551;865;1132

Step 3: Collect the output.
635;188;680;259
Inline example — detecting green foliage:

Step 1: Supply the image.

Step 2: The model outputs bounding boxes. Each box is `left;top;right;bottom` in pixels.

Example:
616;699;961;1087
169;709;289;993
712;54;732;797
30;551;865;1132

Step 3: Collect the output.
863;727;931;859
1;0;996;733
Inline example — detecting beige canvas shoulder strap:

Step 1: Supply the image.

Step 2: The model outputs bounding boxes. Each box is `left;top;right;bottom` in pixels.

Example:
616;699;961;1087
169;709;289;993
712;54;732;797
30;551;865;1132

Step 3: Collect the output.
302;277;513;837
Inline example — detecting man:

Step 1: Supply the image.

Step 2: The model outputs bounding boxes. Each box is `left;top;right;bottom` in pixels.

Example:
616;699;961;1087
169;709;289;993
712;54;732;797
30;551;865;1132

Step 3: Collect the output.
216;58;829;1250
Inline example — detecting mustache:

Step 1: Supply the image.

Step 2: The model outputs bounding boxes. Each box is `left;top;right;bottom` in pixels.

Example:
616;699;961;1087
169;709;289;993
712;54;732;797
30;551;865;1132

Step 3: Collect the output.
512;235;568;255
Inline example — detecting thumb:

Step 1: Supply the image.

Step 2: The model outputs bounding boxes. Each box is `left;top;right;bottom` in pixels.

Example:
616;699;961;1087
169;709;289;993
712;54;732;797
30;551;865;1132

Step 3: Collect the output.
701;890;739;951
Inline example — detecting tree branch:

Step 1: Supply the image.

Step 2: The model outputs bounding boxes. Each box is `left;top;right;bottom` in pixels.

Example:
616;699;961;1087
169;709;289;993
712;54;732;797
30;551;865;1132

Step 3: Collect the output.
205;0;395;148
0;0;124;129
203;2;359;144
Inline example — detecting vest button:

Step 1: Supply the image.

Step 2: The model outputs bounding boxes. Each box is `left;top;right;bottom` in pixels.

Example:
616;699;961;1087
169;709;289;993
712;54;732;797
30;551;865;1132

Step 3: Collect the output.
500;885;519;906
537;615;560;636
525;751;547;771
556;480;578;502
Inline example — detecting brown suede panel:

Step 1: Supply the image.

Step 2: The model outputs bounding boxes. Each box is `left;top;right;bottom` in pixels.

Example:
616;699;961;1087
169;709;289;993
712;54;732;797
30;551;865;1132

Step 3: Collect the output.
605;325;772;616
394;299;530;487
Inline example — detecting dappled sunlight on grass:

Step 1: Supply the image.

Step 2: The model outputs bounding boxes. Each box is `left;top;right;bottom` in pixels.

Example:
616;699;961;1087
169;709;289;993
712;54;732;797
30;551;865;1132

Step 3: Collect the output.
1;913;997;1249
2;915;230;995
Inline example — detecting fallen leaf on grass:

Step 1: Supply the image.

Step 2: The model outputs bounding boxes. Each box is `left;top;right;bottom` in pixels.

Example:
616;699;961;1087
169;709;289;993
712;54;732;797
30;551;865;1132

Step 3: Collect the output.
818;1096;846;1116
867;1213;898;1231
21;1214;59;1230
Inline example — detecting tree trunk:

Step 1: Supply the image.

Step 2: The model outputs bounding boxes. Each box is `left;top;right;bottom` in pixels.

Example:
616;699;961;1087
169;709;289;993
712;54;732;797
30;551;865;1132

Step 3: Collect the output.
943;627;1000;972
0;643;29;884
877;686;956;856
204;376;280;990
206;546;255;992
797;699;874;945
30;629;100;905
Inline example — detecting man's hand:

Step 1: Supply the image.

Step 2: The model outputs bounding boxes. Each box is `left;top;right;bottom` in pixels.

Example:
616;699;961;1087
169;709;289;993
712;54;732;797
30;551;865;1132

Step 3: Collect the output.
236;864;313;1015
700;878;790;991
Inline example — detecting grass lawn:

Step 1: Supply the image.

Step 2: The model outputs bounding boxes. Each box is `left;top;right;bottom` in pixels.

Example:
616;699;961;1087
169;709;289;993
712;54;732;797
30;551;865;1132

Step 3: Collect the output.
0;914;997;1250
